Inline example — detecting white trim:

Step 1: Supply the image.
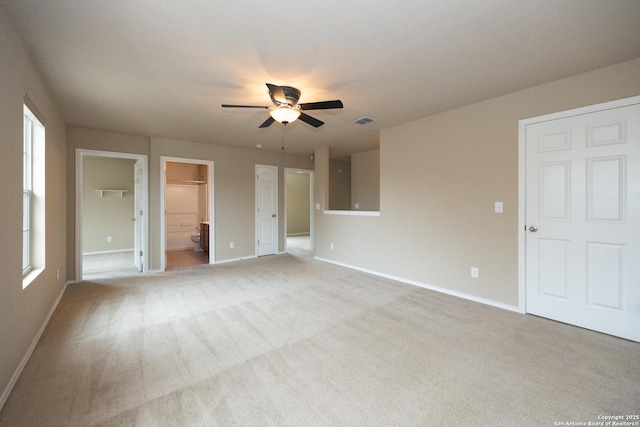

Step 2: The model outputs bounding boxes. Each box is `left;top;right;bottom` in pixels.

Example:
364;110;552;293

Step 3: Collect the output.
517;114;527;313
214;255;258;265
520;96;640;126
160;157;215;271
323;210;381;216
0;281;67;411
517;95;640;315
315;256;522;313
82;249;134;256
75;149;149;281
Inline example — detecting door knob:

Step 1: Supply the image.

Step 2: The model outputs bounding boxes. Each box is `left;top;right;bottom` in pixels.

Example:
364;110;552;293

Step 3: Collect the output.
529;226;538;232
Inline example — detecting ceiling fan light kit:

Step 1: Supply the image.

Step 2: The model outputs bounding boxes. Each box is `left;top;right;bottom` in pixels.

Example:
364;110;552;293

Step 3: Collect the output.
222;83;343;128
269;106;301;124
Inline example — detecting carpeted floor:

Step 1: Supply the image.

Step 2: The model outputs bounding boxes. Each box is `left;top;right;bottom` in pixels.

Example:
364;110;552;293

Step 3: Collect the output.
1;252;638;426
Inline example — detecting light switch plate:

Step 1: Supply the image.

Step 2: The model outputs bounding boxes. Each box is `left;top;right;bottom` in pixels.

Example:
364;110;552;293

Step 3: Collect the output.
495;202;503;213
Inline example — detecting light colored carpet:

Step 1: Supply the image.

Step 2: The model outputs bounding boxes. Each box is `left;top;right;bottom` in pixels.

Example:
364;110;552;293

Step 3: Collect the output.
1;253;638;426
83;251;138;280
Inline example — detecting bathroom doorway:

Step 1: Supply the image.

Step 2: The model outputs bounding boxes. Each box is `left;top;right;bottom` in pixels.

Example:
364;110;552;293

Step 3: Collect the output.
161;157;215;270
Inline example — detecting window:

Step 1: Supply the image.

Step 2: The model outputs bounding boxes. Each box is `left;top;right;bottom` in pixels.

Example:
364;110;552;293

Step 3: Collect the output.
23;111;33;273
23;103;45;287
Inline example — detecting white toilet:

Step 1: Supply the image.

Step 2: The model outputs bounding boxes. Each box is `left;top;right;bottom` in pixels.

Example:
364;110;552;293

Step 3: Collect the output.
190;234;203;252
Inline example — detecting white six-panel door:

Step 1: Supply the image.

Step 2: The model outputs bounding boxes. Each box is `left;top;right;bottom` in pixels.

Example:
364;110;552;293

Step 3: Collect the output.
256;165;278;256
524;99;640;342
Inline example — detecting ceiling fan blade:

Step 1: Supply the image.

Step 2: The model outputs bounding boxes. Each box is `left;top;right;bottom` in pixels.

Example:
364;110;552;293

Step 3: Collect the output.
221;104;269;109
299;100;344;110
258;116;275;128
299;112;324;128
266;83;287;105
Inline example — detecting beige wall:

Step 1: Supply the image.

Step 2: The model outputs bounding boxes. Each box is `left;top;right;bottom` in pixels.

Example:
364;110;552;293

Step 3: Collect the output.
82;157;136;253
351;149;380;211
0;6;67;405
329;158;351;210
286;172;310;235
315;58;640;308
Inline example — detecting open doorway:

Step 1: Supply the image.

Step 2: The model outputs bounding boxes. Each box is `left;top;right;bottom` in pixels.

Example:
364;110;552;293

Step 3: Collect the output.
285;168;314;256
75;149;149;281
161;157;215;270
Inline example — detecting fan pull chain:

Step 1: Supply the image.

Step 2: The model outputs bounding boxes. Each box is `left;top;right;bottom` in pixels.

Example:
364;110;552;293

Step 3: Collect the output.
281;124;285;151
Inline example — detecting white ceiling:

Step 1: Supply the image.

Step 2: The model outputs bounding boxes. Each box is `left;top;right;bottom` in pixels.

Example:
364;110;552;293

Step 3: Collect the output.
3;0;640;157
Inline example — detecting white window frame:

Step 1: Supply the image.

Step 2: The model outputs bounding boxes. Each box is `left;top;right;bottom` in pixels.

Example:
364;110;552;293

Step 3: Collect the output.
23;111;33;274
23;103;45;288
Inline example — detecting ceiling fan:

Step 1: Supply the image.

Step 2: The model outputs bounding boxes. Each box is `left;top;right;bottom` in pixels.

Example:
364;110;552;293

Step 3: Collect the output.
222;83;343;128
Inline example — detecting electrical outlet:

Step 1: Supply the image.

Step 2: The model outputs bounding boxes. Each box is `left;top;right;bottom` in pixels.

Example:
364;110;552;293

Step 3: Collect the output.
354;203;360;210
471;267;479;278
230;242;235;249
330;243;334;250
107;236;112;243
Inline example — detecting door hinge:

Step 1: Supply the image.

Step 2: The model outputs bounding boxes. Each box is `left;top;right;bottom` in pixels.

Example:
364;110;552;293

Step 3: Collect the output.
139;251;143;256
140;210;143;216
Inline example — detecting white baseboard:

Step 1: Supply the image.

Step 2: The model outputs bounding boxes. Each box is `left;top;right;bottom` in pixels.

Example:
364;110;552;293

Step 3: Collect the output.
214;255;258;265
0;281;68;412
82;249;134;256
314;256;522;314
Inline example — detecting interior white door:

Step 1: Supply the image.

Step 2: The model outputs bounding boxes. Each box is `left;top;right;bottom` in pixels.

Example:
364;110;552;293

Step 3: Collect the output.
133;160;143;272
256;165;278;256
525;100;640;342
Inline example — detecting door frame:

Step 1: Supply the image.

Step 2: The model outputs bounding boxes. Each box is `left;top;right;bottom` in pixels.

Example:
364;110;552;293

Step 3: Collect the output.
133;160;144;272
160;156;215;271
75;149;149;281
517;95;640;313
284;168;315;252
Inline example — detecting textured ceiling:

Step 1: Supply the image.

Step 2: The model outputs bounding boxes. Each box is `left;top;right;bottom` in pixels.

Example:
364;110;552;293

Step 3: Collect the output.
3;0;640;157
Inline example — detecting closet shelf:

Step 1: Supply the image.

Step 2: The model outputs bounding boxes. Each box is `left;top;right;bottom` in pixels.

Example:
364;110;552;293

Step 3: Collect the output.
97;189;128;198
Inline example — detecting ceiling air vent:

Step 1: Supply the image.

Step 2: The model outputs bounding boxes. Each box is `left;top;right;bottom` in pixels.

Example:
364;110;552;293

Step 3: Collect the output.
353;116;375;125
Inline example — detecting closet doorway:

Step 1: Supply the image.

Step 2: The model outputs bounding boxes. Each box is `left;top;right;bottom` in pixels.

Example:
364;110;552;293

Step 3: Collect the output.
161;157;215;270
75;149;149;281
